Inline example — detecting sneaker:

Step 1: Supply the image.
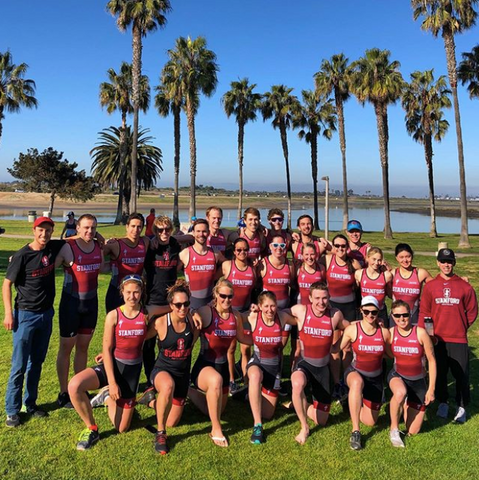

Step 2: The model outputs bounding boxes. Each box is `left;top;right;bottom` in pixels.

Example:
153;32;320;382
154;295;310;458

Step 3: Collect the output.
350;430;362;451
90;387;110;408
6;414;20;428
250;424;264;444
155;430;169;455
76;428;100;451
229;381;239;396
436;402;449;419
138;387;156;407
58;392;73;409
21;405;48;417
390;429;405;448
234;360;244;382
453;406;466;424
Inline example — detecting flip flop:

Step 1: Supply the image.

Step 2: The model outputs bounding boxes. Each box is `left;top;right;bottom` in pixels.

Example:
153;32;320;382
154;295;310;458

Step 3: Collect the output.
209;433;229;447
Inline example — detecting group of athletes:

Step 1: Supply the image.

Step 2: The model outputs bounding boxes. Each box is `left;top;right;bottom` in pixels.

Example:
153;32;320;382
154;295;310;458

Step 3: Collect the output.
3;205;477;453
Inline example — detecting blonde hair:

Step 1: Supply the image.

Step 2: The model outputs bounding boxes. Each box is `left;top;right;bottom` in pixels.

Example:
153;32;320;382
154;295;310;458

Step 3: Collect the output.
153;215;173;234
213;277;234;306
367;246;383;259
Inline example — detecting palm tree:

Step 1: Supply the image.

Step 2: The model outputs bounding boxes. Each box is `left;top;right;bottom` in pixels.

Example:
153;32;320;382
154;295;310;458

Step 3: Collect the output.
314;53;352;230
412;0;477;248
222;78;262;219
261;85;301;230
0;51;37;145
458;44;479;99
350;48;404;239
99;62;150;223
162;36;218;219
402;70;451;237
107;0;171;214
293;90;337;231
90;126;162;220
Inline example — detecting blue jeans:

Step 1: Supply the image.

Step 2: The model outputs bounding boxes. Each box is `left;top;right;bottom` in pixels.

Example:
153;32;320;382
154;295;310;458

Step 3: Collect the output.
5;308;53;416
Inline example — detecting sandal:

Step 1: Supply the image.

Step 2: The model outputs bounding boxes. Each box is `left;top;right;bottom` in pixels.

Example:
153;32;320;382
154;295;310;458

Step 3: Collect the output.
209;433;229;447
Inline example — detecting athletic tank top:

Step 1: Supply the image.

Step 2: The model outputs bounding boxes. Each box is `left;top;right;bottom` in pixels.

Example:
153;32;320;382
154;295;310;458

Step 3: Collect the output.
293;238;322;263
207;231;227;253
114;306;148;364
226;260;255;310
199;307;237;364
347;243;369;267
184;246;216;300
299;305;334;367
297;265;325;305
392;268;422;314
351;322;385;377
65;219;77;237
240;231;262;260
252;312;283;366
326;255;355;302
359;269;387;309
391;326;425;380
262;257;291;309
63;240;102;299
111;238;146;288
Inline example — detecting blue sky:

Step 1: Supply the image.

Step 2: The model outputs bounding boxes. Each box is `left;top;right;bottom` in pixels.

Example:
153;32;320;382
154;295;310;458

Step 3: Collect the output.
1;1;478;197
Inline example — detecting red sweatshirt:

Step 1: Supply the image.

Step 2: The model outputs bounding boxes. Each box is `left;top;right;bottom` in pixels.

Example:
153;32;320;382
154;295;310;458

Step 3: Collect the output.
418;274;478;344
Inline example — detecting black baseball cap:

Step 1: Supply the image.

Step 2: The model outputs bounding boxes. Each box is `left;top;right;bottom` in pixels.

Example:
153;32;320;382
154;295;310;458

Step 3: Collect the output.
437;248;455;262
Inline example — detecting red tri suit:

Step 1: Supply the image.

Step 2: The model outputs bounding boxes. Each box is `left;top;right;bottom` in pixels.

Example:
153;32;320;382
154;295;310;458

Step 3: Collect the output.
262;257;292;309
240;231;262;260
391;325;424;380
207;231;227;253
184;246;216;301
392;268;422;315
111;238;147;287
359;270;387;309
252;312;283;367
297;265;325;305
326;256;355;302
347;243;369;268
226;260;255;310
114;306;148;364
351;322;385;377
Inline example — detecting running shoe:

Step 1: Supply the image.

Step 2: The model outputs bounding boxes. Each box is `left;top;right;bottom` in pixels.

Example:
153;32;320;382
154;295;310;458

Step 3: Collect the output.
155;431;169;455
453;406;466;424
229;381;239;396
234;360;244;382
436;402;449;419
57;392;73;409
389;429;405;448
250;424;264;444
350;430;362;450
76;428;100;451
5;414;20;428
21;404;48;417
90;387;110;408
138;387;156;407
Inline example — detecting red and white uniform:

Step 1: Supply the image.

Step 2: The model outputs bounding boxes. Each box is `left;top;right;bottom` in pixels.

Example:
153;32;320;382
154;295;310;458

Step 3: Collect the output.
326;256;355;302
392;268;421;315
226;260;255;310
348;243;369;268
391;326;425;380
184;246;216;300
294;239;322;263
359;270;387;309
114;306;148;364
299;305;334;367
351;322;385;377
262;257;292;309
240;231;262;260
207;231;227;253
111;238;146;287
252;312;283;366
297;265;325;305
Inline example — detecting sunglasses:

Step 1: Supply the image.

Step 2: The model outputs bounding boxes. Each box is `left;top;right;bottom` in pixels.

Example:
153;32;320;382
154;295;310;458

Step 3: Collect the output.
172;301;190;309
362;309;379;317
333;244;347;249
392;312;410;319
121;274;143;286
156;227;171;234
270;217;283;223
218;293;234;300
438;260;454;265
271;243;286;249
235;248;249;253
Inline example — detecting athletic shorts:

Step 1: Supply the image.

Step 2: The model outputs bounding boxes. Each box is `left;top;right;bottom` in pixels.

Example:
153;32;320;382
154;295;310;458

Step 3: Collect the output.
105;284;124;313
150;366;190;406
92;359;141;409
329;300;356;322
190;356;230;394
59;294;98;337
345;365;383;411
294;359;331;411
246;355;281;397
387;369;427;411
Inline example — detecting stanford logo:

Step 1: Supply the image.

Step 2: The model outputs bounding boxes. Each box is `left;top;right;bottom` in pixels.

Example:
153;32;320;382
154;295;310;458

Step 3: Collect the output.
177;338;185;350
443;288;451;298
41;256;49;267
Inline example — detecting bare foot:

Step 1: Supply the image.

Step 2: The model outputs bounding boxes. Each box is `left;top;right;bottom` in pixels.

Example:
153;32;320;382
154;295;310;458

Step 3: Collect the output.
295;427;309;445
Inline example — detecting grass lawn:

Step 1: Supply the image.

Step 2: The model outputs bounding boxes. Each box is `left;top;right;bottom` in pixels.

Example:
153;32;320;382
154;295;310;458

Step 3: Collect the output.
0;223;478;480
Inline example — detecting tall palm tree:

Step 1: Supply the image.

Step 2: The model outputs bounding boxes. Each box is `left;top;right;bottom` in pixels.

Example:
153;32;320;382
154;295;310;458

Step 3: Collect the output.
99;62;150;223
222;78;262;219
314;53;352;230
90;126;162;218
458;44;479;99
261;85;301;230
350;48;404;239
293;90;337;231
107;0;171;213
0;51;37;145
402;70;451;237
412;0;477;248
162;36;218;219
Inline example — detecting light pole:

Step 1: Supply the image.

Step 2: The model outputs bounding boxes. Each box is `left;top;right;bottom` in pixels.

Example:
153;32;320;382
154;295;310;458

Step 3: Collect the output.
321;176;329;240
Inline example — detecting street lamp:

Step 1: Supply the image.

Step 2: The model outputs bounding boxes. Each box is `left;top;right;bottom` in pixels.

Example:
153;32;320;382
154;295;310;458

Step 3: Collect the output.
321;176;329;240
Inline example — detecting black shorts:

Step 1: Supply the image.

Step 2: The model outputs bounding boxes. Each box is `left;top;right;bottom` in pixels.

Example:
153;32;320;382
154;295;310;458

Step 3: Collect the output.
345;365;383;411
59;294;98;337
329;300;356;322
387;369;427;411
150;366;190;406
290;325;298;341
294;359;331;409
190;356;230;394
92;359;141;408
247;355;281;397
105;284;124;313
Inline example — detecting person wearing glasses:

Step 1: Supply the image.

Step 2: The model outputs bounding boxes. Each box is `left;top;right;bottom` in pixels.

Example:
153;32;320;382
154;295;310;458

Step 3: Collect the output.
265;208;292;253
230;207;266;262
387;300;436;447
189;278;251;447
340;296;389;450
296;243;326;306
291;215;327;265
60;211;77;239
345;220;370;268
418;248;477;424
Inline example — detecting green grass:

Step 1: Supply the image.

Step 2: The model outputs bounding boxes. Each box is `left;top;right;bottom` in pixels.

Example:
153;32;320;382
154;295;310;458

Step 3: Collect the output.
1;223;479;480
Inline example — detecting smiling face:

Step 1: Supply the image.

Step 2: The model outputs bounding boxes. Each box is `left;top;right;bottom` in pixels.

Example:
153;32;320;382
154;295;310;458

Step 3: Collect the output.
368;252;383;271
391;304;411;330
332;237;348;259
302;245;317;267
361;304;379;326
215;285;234;310
346;229;362;245
193;222;209;245
155;222;172;244
245;213;260;232
298;217;313;236
170;291;190;319
207;209;223;231
234;239;249;261
310;287;329;315
438;259;455;278
270;235;286;259
33;223;53;247
126;219;144;241
121;281;142;306
259;297;277;320
396;250;413;269
77;218;97;242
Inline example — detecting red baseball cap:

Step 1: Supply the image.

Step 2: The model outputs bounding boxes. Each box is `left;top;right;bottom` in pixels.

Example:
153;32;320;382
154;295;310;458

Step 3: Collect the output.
33;216;55;228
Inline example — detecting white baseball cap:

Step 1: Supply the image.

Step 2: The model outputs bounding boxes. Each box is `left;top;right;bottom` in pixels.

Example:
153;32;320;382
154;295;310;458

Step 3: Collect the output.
361;295;379;309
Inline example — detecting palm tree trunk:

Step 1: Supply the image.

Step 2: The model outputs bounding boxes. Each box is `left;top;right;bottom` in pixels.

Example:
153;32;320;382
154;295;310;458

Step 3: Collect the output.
114;181;123;225
279;122;292;230
48;191;55;214
173;105;181;228
237;122;245;220
442;28;470;247
310;131;320;231
336;92;349;230
116;121;128;225
424;133;437;237
186;98;197;219
0;107;3;144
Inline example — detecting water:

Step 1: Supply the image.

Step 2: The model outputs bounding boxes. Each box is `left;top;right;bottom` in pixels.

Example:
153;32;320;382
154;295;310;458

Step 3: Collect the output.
1;206;478;234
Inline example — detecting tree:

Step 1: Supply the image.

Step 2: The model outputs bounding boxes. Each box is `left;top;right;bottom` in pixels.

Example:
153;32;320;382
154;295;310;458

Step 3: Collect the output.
8;148;96;213
402;69;451;237
458;44;479;99
314;53;352;230
90;126;162;222
99;61;150;223
222;78;262;220
350;48;404;239
293;90;337;231
412;0;477;248
0;51;37;145
261;85;301;230
107;0;171;214
162;36;219;218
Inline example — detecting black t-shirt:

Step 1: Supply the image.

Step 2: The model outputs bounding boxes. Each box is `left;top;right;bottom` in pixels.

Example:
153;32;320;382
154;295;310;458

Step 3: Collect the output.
6;240;65;312
144;237;181;305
